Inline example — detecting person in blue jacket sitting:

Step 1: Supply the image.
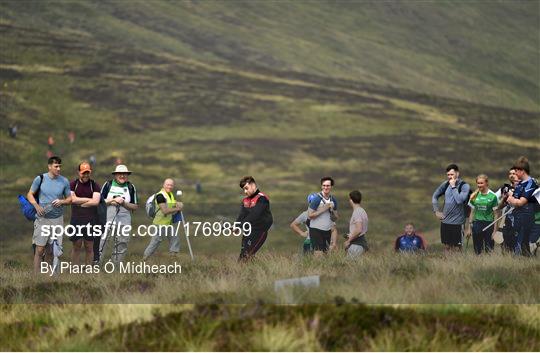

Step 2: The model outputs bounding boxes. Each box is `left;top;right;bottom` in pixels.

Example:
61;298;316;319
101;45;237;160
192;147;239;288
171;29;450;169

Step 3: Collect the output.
394;223;427;253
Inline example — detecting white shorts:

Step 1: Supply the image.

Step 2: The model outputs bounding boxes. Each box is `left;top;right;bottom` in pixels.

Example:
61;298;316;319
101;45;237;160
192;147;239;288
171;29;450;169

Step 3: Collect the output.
33;216;64;247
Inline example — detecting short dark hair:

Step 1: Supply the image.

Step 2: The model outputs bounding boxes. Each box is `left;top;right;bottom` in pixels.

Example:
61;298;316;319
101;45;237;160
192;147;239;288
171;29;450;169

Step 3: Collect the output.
446;164;459;172
320;177;334;186
349;190;362;204
239;176;256;188
48;156;61;165
512;156;530;174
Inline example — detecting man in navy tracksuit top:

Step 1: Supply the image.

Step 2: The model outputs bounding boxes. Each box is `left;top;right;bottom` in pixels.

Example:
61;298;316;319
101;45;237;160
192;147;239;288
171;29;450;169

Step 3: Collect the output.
507;157;538;256
236;176;273;261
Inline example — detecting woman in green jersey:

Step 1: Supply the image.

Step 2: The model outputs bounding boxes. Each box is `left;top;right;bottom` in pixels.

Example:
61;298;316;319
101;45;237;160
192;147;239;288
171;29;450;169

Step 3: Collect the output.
467;174;500;255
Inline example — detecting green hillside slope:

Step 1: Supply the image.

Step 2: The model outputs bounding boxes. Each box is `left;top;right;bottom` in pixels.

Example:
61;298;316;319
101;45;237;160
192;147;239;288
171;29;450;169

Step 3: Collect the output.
0;1;539;255
2;0;539;110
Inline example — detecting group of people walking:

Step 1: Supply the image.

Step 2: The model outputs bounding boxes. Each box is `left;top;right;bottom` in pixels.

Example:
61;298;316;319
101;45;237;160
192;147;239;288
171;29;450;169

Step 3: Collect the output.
432;157;539;256
26;155;538;274
27;157;141;273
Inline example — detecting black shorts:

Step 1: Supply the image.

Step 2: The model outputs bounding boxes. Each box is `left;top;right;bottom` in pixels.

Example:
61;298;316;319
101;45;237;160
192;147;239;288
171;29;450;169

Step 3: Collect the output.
310;227;331;252
69;220;99;242
440;223;463;246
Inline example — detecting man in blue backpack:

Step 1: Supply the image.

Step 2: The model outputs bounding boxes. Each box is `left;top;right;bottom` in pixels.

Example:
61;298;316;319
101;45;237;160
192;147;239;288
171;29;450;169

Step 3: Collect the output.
308;177;339;257
432;164;471;253
27;156;71;274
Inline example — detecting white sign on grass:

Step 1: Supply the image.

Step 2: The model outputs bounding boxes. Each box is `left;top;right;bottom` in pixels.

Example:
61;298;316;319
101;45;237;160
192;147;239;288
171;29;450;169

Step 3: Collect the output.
274;275;320;291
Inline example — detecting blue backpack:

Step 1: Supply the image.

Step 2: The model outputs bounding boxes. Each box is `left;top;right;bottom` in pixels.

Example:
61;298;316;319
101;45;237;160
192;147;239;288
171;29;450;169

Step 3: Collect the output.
18;174;44;221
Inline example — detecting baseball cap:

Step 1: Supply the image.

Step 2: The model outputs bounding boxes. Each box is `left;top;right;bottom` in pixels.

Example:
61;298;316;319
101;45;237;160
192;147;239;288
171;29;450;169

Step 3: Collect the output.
79;162;92;174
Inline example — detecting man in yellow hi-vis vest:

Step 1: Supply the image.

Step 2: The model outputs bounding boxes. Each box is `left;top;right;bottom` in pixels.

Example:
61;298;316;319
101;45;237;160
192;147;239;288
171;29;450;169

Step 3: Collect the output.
143;178;183;260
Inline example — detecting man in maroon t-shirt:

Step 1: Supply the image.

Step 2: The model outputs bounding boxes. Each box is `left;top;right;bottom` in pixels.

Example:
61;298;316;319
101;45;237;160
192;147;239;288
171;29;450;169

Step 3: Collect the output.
70;162;101;265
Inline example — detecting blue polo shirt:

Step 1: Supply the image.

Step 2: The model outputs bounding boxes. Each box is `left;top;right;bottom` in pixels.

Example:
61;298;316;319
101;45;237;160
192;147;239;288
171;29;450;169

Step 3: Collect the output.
395;234;426;252
513;178;538;214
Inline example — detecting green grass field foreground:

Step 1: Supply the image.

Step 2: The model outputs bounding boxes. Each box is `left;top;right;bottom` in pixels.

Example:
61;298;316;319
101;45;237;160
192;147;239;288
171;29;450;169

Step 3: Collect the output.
1;303;538;351
2;250;538;305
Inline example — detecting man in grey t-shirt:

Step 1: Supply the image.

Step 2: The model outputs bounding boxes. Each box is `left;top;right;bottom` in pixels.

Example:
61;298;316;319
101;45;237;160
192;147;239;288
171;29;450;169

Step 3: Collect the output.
290;211;312;254
308;177;339;256
432;163;470;253
344;190;369;258
27;156;72;274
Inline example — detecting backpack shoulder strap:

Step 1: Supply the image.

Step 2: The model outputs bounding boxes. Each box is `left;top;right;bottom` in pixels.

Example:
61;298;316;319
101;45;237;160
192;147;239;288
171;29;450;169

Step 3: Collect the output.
35;174;44;197
127;182;137;204
457;180;465;193
101;180;111;196
441;181;450;195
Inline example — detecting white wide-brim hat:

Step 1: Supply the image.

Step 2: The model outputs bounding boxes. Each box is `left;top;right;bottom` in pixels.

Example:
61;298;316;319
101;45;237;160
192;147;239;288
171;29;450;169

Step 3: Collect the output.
112;164;132;174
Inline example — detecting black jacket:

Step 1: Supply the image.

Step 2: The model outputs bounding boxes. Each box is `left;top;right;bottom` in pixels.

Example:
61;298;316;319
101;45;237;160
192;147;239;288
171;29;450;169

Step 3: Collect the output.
236;189;273;231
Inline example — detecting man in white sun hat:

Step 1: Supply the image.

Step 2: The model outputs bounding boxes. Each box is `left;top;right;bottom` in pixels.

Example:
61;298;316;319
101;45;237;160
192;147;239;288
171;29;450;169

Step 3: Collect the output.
99;164;138;263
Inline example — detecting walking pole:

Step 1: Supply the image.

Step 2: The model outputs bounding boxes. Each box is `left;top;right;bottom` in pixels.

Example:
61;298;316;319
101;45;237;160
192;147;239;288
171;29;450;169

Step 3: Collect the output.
181;211;194;261
482;206;514;232
99;205;120;262
176;190;194;261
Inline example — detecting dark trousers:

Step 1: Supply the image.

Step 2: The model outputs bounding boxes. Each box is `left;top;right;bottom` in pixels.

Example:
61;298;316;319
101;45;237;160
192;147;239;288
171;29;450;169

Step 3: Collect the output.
514;206;534;256
472;221;494;255
502;217;516;254
93;235;101;262
239;228;269;261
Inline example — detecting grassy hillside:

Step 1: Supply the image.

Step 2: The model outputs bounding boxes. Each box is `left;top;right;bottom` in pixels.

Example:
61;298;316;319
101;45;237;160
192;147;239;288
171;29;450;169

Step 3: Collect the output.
1;2;539;350
1;0;539;255
1;1;539;110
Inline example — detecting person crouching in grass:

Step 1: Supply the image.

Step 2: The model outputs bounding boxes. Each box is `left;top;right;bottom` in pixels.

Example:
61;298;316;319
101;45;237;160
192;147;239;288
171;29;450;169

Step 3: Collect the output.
394;223;427;253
